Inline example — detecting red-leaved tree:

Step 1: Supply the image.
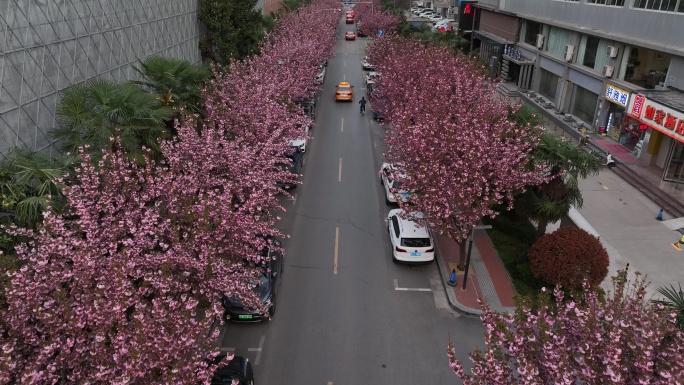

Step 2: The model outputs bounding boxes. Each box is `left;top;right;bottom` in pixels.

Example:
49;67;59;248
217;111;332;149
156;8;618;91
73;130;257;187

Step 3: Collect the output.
369;36;548;267
528;227;609;290
449;274;684;384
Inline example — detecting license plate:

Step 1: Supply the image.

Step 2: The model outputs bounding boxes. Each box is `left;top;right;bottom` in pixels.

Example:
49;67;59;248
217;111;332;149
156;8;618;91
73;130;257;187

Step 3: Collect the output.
400;193;409;198
410;251;421;256
238;315;253;320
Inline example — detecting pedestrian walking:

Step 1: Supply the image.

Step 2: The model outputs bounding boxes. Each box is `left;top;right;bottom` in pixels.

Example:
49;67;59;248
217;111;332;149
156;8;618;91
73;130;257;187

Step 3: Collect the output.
359;96;367;114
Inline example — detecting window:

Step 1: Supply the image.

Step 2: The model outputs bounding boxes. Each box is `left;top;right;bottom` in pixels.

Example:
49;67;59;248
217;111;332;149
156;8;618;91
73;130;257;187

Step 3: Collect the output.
391;217;400;238
572;86;599;123
588;0;625;5
582;36;601;68
539;69;559;101
401;237;431;247
633;0;681;11
523;20;542;46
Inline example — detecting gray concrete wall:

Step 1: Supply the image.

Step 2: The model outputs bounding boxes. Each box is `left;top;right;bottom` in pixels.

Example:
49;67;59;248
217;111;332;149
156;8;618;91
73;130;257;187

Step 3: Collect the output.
0;0;202;158
477;0;684;56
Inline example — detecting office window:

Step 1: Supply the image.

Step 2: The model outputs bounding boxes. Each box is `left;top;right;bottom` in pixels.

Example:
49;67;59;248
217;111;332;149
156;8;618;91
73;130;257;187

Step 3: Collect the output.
572;86;599;123
633;0;679;11
582;36;601;68
539;69;559;101
524;20;542;46
587;0;625;5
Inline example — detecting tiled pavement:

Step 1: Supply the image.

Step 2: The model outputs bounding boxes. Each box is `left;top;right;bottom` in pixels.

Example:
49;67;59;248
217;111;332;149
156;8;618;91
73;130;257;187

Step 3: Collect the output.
434;232;516;315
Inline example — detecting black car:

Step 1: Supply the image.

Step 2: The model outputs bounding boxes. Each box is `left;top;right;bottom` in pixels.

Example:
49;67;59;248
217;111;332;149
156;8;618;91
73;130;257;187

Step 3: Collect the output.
210;354;255;385
222;237;283;321
371;93;388;121
276;146;303;190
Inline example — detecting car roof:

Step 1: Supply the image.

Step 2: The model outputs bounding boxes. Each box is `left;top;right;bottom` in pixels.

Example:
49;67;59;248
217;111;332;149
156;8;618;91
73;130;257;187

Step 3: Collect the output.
338;81;350;86
210;355;251;385
388;209;430;237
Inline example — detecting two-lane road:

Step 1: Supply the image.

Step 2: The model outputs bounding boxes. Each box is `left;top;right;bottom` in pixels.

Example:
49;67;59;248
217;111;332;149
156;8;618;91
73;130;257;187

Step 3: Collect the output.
219;15;485;385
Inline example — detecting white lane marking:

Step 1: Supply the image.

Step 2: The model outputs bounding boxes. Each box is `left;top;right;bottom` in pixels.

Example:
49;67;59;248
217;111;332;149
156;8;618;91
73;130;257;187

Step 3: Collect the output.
247;335;266;365
334;227;339;275
338;158;342;182
291;193;298;205
393;278;432;292
341;117;344;132
220;347;235;352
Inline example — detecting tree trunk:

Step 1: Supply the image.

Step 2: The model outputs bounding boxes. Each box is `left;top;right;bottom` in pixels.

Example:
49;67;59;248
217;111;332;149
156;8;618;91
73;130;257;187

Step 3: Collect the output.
536;218;548;239
457;238;467;270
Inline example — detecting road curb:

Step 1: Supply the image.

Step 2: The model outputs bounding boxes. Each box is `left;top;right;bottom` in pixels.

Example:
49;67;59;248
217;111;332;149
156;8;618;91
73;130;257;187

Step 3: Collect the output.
432;231;484;316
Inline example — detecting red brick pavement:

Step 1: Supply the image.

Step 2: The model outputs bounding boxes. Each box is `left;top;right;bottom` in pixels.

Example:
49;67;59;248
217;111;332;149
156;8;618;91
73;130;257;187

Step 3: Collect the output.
435;232;516;312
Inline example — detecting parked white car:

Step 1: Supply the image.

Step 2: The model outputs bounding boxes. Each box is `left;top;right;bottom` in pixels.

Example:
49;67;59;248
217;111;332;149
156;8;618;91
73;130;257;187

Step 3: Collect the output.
315;66;326;84
428;14;443;22
379;163;410;204
364;71;379;85
386;209;435;263
289;124;311;153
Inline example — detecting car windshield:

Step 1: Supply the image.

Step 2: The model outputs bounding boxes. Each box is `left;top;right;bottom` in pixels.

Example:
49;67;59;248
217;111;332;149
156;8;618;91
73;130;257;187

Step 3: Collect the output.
401;237;431;247
338;86;351;92
392;181;403;189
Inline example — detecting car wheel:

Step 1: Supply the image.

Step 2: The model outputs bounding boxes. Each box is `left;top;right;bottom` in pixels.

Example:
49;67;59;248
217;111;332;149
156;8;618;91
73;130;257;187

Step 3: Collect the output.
380;175;383;185
392;253;399;263
385;194;391;205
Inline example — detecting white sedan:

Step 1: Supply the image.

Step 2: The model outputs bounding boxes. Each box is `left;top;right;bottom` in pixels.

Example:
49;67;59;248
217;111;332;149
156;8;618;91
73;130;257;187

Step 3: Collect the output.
428;14;443;22
379;163;411;204
289;124;311;153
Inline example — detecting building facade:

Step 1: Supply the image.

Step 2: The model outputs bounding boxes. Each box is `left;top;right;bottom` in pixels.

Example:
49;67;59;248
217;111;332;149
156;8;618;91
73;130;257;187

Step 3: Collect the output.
0;0;202;158
472;0;684;185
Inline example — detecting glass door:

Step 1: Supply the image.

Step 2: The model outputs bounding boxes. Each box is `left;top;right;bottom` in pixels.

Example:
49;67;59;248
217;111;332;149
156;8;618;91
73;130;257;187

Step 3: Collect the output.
664;140;684;183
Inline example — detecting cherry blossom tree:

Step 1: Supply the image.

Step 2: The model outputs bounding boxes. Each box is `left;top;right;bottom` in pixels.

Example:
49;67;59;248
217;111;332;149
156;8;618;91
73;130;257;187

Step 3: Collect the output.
0;1;342;383
449;274;684;384
369;36;548;267
354;0;401;37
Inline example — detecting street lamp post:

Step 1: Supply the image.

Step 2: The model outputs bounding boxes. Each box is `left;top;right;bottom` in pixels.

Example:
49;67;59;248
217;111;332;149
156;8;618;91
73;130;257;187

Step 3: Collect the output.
461;225;492;291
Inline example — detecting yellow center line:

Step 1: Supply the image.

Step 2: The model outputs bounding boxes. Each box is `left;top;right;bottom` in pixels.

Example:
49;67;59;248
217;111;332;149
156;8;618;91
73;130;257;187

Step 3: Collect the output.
340;118;344;132
334;228;339;275
338;158;342;182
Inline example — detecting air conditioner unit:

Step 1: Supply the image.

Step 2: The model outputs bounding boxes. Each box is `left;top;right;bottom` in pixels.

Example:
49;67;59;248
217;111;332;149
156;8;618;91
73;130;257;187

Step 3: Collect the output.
536;34;545;49
602;65;614;78
606;46;618;58
564;45;575;62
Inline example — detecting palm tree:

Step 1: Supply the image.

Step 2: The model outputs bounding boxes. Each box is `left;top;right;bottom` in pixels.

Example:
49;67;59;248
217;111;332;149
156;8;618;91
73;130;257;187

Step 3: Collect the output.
653;284;684;329
52;79;173;160
0;148;76;230
131;57;211;114
514;108;603;238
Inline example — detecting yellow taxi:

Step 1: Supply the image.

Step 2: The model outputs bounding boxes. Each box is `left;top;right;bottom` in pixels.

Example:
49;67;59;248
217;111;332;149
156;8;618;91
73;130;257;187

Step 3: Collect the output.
335;82;354;101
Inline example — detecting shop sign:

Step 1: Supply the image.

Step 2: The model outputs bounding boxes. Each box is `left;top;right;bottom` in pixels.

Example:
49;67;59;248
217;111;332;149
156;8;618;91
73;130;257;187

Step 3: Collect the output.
604;84;630;108
631;97;684;142
631;94;645;117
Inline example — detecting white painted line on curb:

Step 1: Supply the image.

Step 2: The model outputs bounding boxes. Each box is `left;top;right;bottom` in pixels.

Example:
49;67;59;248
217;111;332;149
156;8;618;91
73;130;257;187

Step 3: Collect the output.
393;278;431;292
248;335;265;365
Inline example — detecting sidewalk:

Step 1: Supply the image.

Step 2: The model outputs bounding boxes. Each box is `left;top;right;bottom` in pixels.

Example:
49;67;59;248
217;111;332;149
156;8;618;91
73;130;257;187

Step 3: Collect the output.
434;232;516;315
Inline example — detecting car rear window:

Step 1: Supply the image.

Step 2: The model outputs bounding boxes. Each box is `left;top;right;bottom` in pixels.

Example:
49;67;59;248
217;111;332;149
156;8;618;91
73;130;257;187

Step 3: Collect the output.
401;237;431;247
338;86;350;92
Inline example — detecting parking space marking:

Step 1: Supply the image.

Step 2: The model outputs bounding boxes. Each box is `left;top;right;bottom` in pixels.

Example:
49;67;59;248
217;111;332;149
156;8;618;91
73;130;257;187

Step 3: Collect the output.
247;335;266;365
393;279;431;292
334;227;339;274
341;117;344;132
338;158;342;181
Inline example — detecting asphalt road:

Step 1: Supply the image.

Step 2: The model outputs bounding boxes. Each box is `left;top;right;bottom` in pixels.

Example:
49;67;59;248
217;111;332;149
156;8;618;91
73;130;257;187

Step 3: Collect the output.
217;14;486;385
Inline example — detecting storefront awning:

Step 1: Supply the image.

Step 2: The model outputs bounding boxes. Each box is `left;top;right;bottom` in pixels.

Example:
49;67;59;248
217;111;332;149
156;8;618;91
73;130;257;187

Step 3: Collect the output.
473;30;514;45
627;88;684;143
640;89;684;113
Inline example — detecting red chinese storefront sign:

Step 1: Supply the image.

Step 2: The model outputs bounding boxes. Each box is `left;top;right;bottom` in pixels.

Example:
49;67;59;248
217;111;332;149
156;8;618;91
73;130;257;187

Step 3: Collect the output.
628;94;684;143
